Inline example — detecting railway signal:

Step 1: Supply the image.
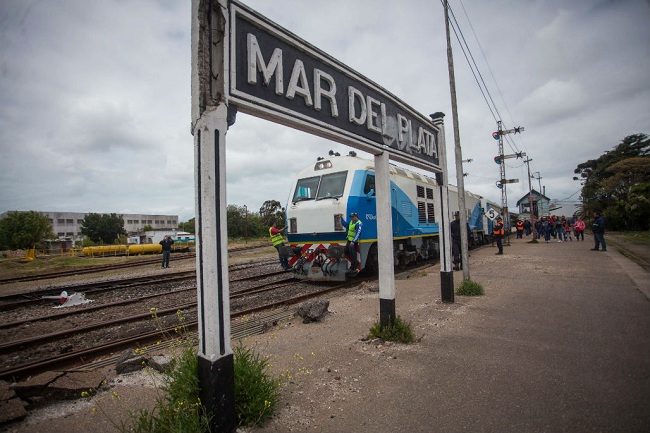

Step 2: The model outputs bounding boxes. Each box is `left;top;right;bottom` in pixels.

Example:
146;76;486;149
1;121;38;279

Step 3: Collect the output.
493;121;525;245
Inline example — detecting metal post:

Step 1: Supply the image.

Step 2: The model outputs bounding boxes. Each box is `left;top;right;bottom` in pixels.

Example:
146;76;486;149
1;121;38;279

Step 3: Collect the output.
443;0;470;281
497;121;510;245
375;151;396;328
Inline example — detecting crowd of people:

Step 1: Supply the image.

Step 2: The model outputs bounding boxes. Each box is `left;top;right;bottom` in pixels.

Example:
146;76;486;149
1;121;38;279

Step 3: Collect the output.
512;212;605;250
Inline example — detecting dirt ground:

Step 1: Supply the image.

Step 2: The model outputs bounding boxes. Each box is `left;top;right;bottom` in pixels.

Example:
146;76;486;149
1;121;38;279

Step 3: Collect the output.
2;233;649;433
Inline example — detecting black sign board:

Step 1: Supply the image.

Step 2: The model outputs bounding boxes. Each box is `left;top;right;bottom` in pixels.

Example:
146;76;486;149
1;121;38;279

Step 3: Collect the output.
228;1;441;171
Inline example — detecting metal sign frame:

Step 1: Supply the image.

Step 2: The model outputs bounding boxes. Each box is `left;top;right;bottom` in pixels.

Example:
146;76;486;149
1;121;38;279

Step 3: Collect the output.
228;1;442;173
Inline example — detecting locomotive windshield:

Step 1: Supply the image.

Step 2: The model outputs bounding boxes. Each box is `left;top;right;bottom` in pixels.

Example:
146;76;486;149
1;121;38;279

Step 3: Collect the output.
316;171;347;200
292;171;347;203
293;176;319;202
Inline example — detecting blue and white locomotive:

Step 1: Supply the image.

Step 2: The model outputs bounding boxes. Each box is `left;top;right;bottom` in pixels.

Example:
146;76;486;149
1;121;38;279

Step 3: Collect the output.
284;152;440;281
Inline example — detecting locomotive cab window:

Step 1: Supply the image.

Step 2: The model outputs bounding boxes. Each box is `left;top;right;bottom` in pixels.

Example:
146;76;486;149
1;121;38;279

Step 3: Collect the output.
293;176;320;202
363;173;375;196
316;171;347;200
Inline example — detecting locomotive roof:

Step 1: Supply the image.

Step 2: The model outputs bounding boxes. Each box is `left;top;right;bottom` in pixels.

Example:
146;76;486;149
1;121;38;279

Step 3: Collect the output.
304;154;438;186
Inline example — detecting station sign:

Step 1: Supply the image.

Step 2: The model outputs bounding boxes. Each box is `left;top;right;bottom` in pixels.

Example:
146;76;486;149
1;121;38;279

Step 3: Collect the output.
228;1;441;172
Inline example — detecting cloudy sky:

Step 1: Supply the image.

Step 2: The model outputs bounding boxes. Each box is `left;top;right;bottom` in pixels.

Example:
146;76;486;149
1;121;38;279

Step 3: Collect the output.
1;0;648;222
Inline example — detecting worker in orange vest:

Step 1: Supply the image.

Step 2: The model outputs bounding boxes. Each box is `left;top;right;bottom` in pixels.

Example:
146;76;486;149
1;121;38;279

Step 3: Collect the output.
515;220;524;239
494;216;505;255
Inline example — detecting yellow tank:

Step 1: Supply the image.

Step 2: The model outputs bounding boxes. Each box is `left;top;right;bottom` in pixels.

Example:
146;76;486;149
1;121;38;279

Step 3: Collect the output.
128;244;163;255
82;245;128;257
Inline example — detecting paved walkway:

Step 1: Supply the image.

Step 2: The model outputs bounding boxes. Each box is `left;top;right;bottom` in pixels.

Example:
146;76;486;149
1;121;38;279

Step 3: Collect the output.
248;234;650;433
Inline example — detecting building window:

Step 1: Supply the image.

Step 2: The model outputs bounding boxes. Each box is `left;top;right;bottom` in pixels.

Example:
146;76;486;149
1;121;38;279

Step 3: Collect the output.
134;220;139;224
66;219;73;224
57;232;65;237
57;219;64;224
77;219;83;224
127;220;133;224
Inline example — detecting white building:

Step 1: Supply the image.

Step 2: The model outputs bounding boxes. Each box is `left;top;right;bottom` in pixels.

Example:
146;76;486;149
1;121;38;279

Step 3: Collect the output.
0;211;179;243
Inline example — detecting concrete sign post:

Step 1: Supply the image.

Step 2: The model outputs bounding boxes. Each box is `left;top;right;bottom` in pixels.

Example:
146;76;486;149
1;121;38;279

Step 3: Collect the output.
375;151;396;327
192;1;236;432
430;114;454;303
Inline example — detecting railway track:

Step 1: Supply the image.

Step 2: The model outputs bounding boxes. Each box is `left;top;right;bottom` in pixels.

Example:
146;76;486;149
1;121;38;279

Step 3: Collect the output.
0;259;433;381
0;243;271;286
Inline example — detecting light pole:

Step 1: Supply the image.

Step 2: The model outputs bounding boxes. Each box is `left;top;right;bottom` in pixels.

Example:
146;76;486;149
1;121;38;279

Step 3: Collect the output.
243;205;248;244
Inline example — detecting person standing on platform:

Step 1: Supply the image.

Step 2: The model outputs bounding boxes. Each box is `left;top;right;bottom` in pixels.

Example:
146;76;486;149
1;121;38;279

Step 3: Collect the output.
494;216;504;255
450;211;470;270
269;222;290;270
515;219;524;239
160;235;174;268
574;216;586;241
591;212;607;251
341;212;362;274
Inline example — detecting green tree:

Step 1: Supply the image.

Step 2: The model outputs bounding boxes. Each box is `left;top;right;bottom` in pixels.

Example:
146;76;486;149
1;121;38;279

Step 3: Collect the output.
80;213;127;244
179;217;195;234
259;200;286;227
0;211;55;250
574;133;649;229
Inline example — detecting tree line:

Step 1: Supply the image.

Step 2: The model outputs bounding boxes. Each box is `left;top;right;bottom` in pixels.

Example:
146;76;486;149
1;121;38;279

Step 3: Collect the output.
0;200;287;251
574;133;649;230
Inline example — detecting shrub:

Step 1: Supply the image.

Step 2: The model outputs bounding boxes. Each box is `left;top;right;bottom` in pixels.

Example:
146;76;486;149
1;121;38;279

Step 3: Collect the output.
233;343;280;427
456;279;484;296
369;315;415;343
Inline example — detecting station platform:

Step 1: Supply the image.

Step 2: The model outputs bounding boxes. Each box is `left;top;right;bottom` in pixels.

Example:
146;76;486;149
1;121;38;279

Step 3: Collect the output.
248;233;650;433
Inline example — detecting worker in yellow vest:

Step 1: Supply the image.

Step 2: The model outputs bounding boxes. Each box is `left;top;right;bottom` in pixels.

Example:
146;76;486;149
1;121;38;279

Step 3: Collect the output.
341;212;362;274
269;223;290;270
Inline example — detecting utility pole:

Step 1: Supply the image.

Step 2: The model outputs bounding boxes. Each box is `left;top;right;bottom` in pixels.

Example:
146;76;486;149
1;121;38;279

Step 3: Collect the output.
444;0;470;282
533;172;543;217
524;157;536;240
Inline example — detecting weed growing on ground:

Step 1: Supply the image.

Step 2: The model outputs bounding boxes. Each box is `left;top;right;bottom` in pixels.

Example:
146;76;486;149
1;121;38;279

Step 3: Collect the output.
369;315;415;343
85;310;284;431
456;279;485;296
233;342;281;427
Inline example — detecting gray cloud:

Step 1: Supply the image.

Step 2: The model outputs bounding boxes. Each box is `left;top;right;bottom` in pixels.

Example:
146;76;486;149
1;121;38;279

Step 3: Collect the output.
0;0;648;223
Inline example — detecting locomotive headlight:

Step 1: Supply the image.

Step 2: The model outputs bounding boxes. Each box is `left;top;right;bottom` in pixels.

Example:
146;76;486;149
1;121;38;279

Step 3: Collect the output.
314;160;333;170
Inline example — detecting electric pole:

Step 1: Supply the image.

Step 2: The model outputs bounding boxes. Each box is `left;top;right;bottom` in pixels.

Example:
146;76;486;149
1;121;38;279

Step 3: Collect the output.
524;157;536;240
444;0;470;282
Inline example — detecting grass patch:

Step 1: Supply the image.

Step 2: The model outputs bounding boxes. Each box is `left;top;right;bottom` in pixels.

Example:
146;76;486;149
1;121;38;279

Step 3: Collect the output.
233;343;280;427
455;279;484;296
369;316;415;343
128;346;211;433
617;231;650;245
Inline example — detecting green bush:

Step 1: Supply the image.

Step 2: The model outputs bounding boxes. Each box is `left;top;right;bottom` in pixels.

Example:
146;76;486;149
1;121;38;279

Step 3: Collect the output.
456;279;484;296
369;316;415;343
128;346;211;433
233;343;280;427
